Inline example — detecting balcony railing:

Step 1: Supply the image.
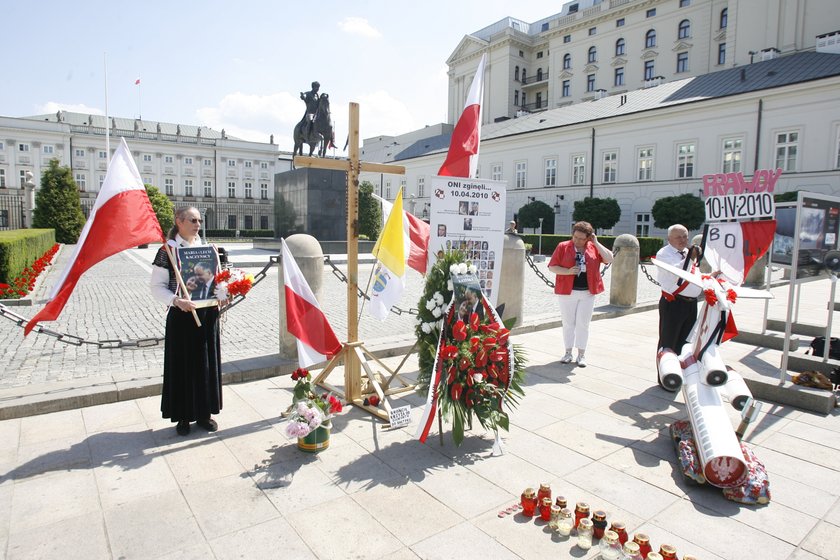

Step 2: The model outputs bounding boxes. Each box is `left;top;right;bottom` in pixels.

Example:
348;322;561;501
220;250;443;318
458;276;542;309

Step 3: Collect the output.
521;71;549;85
521;100;549;112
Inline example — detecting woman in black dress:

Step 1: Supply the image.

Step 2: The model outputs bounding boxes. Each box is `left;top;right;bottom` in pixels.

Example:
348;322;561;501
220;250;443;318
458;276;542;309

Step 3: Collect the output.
150;206;222;436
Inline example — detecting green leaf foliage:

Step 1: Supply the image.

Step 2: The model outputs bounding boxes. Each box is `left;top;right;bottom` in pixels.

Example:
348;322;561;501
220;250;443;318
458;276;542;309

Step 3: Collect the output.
358;181;382;241
774;190;799;203
516;200;555;234
32;159;86;243
572;197;621;233
144;184;174;236
651;193;705;231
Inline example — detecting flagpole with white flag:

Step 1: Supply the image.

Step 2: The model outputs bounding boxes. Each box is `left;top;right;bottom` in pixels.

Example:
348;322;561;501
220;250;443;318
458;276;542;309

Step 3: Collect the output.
104;52;110;164
438;53;486;179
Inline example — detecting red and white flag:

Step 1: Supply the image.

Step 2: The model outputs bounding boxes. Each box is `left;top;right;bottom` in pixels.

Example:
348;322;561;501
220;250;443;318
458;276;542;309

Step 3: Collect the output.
134;78;141;85
373;193;430;274
281;238;342;367
703;220;776;286
25;137;163;335
438;53;486;179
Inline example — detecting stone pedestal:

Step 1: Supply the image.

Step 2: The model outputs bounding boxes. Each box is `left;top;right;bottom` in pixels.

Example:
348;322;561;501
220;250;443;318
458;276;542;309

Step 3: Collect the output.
610;234;639;307
278;234;326;362
274;168;347;240
497;234;526;327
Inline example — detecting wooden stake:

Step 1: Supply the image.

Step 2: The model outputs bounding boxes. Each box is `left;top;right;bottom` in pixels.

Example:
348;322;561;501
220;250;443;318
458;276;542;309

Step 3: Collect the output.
163;241;201;327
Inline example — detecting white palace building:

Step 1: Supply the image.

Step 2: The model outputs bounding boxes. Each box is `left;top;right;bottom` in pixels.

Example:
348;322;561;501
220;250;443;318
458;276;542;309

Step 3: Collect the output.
0;112;289;232
361;0;840;236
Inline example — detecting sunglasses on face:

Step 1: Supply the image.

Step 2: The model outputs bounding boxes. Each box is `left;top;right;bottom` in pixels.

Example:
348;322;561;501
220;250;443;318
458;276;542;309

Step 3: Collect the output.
184;218;202;224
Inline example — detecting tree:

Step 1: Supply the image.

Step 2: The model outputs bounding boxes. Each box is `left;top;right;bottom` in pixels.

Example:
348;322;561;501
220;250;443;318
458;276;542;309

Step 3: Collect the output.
32;159;86;243
516;200;555;234
572;197;621;233
651;193;705;231
358;181;382;240
774;190;799;203
144;184;174;237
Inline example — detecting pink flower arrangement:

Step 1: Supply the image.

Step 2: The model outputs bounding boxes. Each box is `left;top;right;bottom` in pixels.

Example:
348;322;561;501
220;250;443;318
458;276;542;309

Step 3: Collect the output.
285;368;343;438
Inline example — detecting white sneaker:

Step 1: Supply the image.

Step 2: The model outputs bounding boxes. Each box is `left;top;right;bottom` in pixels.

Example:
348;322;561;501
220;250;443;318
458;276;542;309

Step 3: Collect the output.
576;355;587;367
560;352;573;364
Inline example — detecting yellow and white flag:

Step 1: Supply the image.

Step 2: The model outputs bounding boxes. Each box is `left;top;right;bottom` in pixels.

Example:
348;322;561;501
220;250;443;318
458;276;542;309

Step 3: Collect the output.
368;188;406;320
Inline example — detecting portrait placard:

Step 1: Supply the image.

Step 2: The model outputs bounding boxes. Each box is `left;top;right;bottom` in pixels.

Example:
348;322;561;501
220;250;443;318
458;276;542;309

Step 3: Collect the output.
176;245;220;308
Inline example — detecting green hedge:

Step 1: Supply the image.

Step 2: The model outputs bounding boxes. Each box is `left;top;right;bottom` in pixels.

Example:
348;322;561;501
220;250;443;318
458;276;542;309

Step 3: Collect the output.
0;229;56;284
204;229;274;238
519;234;663;260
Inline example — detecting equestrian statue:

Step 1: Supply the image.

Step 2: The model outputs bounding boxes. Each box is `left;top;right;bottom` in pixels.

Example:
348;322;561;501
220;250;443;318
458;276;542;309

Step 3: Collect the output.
293;81;336;158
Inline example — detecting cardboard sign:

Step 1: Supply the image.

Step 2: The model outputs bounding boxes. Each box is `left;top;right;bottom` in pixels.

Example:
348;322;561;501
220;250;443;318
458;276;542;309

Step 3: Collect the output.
704;192;775;222
388;405;411;428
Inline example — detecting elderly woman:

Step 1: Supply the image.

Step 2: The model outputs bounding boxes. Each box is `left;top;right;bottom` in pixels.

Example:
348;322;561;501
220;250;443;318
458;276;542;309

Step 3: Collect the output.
150;206;222;436
547;221;614;367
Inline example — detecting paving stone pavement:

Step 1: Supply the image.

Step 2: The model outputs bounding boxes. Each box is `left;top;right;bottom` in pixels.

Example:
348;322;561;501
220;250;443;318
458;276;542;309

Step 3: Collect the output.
3;242;840;559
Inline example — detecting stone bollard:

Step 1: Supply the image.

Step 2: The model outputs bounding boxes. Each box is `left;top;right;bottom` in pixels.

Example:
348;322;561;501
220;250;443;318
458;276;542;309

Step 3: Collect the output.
278;234;326;361
610;234;639;307
744;253;769;287
497;234;526;328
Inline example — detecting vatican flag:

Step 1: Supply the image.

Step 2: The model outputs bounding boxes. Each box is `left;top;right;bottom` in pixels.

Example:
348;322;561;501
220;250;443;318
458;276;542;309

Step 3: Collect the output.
368;188;406;320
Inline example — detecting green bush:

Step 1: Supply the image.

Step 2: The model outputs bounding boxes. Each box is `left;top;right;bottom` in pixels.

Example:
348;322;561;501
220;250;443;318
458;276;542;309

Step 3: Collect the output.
32;159;86;243
519;233;663;260
0;229;56;284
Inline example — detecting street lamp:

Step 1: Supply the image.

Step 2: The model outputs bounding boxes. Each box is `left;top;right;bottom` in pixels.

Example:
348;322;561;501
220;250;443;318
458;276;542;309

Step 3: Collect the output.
538;217;544;255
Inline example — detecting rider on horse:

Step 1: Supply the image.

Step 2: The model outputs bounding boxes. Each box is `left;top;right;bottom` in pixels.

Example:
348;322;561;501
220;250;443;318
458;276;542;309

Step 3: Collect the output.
300;81;320;138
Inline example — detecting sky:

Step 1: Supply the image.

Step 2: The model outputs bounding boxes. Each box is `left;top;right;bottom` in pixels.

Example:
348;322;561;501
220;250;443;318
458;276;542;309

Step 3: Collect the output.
2;0;555;153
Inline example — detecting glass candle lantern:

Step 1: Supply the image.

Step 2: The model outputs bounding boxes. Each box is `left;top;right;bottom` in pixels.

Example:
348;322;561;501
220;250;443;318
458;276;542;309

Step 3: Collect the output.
659;544;678;560
576;518;594;550
554;495;567;510
537;483;552;503
539;497;553;521
622;541;643;560
591;510;608;539
556;508;573;537
521;488;538;517
549;505;563;530
574;502;590;528
598;530;622;560
647;553;663;560
608;521;628;545
633;533;652;559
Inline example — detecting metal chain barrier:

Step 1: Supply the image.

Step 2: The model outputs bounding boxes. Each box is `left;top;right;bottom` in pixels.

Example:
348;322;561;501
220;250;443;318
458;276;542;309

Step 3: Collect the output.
323;255;419;316
640;262;661;287
525;246;616;289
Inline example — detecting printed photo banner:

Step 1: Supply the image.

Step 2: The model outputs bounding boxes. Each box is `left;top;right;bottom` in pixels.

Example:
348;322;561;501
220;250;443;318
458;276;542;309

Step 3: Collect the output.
176;245;221;308
428;176;507;307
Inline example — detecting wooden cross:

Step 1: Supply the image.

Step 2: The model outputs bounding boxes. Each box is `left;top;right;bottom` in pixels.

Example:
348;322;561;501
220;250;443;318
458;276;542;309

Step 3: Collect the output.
293;102;415;421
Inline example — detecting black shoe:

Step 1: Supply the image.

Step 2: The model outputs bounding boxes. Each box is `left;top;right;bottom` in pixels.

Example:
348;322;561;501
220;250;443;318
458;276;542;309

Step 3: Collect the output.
197;417;218;432
176;421;190;436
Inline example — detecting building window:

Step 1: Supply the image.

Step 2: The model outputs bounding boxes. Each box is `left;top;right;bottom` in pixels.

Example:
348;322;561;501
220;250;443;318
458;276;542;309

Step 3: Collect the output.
722;138;743;173
588;27;597;36
385;182;392;199
572;154;586;185
537;51;544;59
184;157;193;165
514;90;519;106
184;179;193;196
165;178;174;196
586;74;596;92
98;150;107;159
678;19;691;39
244;215;253;229
535;92;543;108
228;181;236;198
644;60;655;80
19;170;26;187
680;0;690;6
588;46;597;63
244;182;253;198
563;54;571;69
204;158;213;166
228;159;236;167
718;43;726;65
521;68;527;82
143;154;152;162
260;162;268;169
260;215;269;229
245;161;252;168
19;143;30;152
43;145;54;155
614;67;625;86
676;52;689;73
75;173;86;191
562;80;570;97
541;22;549;32
164;155;173;164
74;148;85;158
515;161;527;189
515;66;520;81
0;142;5;151
615;38;625;56
544;158;557;186
602;151;617;183
260;183;268;199
720;8;728;29
775;131;799;172
0;169;5;188
204;181;213;197
635;213;651;237
616;18;625;27
522;92;527;107
0;210;7;228
645;29;656;48
646;8;656;18
228;215;237;229
418;176;425;197
638;147;654;181
677;143;696;178
491;164;503;181
563;34;571;43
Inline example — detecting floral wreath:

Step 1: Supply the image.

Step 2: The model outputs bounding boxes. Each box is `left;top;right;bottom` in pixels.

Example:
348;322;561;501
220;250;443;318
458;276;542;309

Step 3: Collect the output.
415;250;526;446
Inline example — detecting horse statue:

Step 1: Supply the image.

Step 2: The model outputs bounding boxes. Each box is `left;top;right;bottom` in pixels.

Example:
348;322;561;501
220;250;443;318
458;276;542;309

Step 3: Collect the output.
293;93;336;158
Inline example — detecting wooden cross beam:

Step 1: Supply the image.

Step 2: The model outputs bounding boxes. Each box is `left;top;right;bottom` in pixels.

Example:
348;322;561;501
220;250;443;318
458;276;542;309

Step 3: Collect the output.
293;102;407;419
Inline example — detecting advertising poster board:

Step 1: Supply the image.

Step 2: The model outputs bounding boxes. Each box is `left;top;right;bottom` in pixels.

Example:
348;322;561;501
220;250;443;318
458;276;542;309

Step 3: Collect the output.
428;177;506;306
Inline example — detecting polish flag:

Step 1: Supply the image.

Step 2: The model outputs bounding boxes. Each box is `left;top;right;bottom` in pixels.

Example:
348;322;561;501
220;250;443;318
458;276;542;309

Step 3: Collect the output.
373;193;429;274
281;238;342;367
134;78;141;85
25;137;163;335
703;220;776;286
438;53;486;179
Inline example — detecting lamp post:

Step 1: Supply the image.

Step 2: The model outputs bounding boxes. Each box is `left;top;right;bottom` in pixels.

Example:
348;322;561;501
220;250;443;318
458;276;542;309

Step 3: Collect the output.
538;217;544;255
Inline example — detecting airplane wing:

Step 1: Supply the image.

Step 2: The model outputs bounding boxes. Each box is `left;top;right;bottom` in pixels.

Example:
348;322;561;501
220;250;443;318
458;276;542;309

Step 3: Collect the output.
651;258;704;289
732;286;774;299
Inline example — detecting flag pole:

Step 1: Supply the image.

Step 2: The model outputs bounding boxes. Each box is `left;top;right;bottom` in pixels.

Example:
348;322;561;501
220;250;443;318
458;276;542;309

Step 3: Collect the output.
137;73;142;120
103;52;110;167
357;265;377;322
